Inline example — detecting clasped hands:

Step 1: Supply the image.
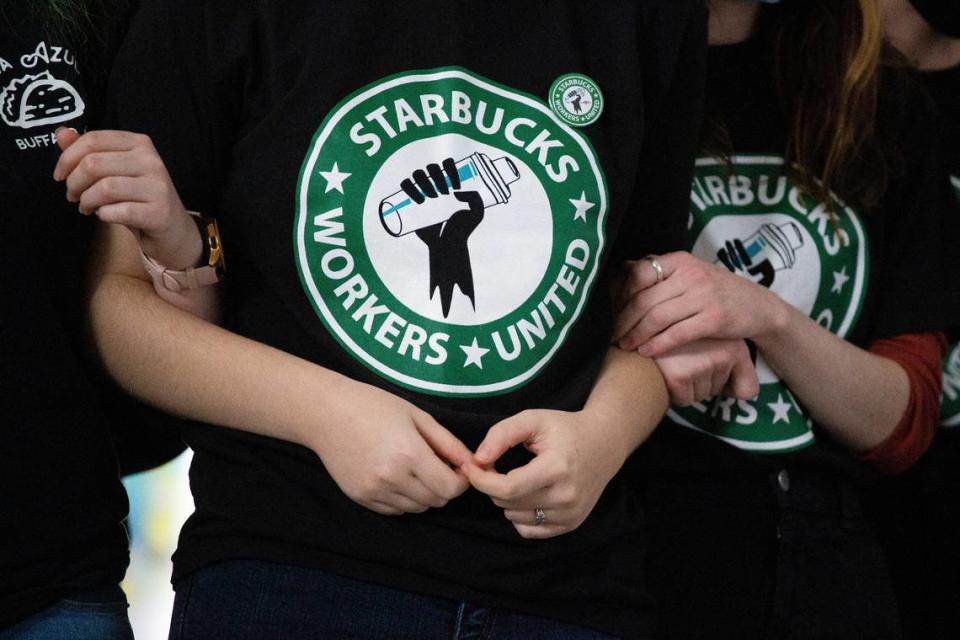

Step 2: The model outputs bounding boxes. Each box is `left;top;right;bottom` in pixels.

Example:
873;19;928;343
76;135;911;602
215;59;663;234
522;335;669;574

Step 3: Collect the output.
316;384;626;541
612;251;783;406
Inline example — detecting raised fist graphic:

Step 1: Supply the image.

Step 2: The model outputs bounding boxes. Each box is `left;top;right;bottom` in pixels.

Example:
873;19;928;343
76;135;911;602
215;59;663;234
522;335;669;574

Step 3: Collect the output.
401;158;486;318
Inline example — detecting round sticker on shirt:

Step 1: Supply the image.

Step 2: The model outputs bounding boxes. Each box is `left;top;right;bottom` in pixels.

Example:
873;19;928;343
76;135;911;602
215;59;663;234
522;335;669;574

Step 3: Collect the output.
548;73;604;127
294;67;609;396
668;156;869;453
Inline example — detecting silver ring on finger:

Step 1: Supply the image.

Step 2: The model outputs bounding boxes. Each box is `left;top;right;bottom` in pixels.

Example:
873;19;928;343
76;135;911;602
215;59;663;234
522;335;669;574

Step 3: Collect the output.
642;254;664;283
534;507;546;526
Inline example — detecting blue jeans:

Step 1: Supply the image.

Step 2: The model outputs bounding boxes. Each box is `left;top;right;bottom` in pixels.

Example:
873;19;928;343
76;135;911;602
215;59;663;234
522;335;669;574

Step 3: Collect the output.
0;586;133;640
169;559;620;640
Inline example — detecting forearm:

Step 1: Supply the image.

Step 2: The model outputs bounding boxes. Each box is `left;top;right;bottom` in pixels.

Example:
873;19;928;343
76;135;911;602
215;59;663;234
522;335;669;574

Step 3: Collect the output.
151;276;222;325
87;225;358;450
90;272;355;447
755;303;910;452
583;347;669;463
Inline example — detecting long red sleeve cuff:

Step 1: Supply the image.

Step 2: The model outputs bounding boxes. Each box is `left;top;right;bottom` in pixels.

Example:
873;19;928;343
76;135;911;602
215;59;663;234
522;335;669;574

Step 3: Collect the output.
860;332;947;475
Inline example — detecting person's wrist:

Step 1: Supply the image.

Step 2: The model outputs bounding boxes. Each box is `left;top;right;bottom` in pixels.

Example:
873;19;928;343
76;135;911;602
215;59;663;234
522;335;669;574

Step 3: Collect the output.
754;292;794;349
577;406;634;472
140;208;204;270
305;375;380;458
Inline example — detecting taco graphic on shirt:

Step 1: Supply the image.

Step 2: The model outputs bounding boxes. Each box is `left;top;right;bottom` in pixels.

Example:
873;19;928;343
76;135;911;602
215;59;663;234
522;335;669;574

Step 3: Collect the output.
0;70;85;129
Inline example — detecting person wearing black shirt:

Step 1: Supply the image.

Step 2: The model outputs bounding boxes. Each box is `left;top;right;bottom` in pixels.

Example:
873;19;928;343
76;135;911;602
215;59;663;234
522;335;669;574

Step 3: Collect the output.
0;0;191;637
874;1;960;637
1;1;225;637
614;0;960;638
0;4;136;637
81;1;713;638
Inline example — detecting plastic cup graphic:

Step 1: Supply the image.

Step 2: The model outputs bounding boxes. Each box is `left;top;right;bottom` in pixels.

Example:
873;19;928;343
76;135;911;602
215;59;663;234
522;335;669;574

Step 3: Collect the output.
717;222;804;272
379;152;520;237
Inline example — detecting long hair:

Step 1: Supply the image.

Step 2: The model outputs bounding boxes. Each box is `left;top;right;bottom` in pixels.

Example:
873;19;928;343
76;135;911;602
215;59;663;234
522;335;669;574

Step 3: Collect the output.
762;0;886;210
22;0;130;113
30;0;103;43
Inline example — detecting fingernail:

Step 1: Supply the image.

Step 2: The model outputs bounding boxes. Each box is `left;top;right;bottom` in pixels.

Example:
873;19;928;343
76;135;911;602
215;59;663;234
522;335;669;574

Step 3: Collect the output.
53;126;78;145
475;445;490;463
636;344;652;356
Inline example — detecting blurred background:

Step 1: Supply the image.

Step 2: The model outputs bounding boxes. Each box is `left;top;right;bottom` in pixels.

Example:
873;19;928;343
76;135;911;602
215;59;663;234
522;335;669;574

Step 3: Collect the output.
121;452;194;640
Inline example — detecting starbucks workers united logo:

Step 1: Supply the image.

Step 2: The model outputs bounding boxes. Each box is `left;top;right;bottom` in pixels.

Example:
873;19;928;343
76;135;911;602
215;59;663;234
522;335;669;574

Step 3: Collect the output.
669;156;869;453
295;68;608;396
548;73;603;127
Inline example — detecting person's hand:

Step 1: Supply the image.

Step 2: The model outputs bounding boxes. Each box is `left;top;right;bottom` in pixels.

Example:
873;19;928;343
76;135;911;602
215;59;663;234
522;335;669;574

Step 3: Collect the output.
311;383;472;516
53;128;202;270
612;252;789;357
653;338;759;406
465;408;629;539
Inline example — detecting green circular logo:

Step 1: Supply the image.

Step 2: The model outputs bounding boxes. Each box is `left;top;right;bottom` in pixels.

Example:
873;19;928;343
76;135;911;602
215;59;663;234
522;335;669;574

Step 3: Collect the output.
669;156;869;453
294;67;609;397
548;73;604;128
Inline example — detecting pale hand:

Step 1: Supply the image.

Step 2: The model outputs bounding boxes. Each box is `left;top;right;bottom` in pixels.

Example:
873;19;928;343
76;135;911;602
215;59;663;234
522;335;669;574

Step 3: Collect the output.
653;338;759;406
465;408;627;539
613;252;789;357
310;383;472;516
54;128;202;270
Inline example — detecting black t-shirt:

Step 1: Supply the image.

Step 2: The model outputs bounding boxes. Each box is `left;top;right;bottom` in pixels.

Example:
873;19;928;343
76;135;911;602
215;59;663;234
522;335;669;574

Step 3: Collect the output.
107;1;706;637
0;4;130;627
922;65;960;180
634;39;960;484
921;65;960;428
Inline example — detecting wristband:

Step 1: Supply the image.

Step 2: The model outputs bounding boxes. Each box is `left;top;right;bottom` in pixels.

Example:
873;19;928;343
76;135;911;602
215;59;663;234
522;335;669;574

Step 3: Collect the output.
140;211;225;292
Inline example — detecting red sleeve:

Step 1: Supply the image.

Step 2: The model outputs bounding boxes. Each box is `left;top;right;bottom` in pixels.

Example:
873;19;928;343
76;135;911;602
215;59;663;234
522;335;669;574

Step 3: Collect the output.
859;332;947;475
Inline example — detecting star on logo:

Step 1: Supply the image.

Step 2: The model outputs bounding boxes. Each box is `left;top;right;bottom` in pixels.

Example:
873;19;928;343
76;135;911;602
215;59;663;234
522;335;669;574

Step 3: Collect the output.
767;393;793;425
460;337;490;369
318;162;351;194
831;266;850;294
569;191;595;222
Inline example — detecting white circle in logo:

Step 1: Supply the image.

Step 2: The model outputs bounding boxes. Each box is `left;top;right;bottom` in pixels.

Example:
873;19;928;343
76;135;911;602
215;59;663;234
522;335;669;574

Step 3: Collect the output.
363;134;553;326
